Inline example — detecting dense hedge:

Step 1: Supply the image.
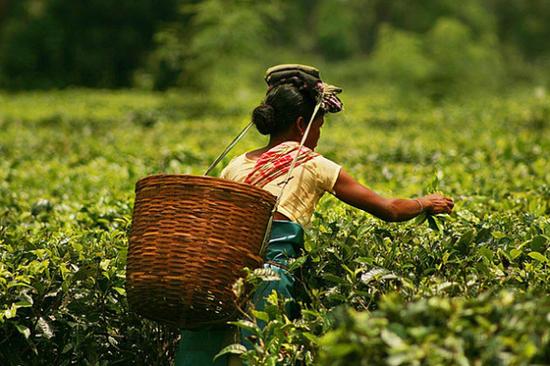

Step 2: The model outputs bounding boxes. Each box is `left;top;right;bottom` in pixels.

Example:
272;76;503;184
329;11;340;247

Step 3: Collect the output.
0;88;548;364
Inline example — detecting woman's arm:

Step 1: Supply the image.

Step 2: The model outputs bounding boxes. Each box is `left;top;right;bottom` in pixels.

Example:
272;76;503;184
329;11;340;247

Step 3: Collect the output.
333;169;454;222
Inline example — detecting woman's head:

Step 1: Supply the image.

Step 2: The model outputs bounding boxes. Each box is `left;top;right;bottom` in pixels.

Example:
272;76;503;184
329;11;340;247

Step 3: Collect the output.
252;84;322;137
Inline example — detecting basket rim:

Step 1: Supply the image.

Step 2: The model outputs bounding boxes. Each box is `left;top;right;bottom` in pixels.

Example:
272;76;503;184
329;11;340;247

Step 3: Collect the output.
135;173;277;203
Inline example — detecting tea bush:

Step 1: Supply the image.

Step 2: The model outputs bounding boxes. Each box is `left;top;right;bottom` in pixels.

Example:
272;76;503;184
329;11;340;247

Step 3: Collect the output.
0;87;548;364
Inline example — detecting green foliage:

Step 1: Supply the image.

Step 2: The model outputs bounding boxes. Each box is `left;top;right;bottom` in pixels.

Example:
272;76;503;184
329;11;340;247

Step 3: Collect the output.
425;18;503;97
2;0;550;95
0;0;178;88
489;0;550;58
368;25;434;90
318;291;550;365
0;87;549;364
222;290;317;366
138;0;285;91
369;18;504;98
315;1;360;60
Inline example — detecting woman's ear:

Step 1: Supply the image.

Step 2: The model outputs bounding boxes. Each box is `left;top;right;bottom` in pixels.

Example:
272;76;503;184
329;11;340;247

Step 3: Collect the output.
295;116;306;136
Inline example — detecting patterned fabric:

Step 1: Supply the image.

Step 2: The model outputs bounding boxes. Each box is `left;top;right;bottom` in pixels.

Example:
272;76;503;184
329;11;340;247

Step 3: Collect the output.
244;142;319;188
319;82;343;113
220;144;341;227
264;64;344;114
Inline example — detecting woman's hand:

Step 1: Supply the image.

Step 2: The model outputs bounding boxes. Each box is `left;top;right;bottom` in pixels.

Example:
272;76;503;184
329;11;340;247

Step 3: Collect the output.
418;194;454;215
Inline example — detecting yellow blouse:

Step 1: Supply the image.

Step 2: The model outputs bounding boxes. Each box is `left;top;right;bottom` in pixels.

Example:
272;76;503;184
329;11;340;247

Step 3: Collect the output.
220;143;341;227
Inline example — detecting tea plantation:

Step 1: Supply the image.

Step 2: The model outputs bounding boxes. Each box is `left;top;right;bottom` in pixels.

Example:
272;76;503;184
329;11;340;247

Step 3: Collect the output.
0;88;548;365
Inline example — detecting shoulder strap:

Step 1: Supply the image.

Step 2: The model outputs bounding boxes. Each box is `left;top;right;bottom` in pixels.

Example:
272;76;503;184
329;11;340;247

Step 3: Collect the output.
205;101;323;255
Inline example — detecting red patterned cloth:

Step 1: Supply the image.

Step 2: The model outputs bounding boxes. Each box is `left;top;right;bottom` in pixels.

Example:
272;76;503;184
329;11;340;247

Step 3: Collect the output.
244;142;319;188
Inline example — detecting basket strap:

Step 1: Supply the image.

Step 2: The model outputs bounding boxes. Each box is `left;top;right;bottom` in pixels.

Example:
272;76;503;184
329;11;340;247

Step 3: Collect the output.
204;121;254;176
259;101;322;254
271;101;321;212
203;101;322;255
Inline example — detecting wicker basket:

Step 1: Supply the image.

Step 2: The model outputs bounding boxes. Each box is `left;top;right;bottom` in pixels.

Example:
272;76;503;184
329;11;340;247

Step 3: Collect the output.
126;174;276;329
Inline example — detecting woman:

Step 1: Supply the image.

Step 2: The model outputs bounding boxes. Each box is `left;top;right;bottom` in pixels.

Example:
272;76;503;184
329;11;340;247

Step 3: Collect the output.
175;65;454;365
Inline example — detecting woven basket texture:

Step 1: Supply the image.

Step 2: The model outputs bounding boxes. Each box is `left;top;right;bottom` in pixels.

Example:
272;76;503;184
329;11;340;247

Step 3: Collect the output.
126;174;276;329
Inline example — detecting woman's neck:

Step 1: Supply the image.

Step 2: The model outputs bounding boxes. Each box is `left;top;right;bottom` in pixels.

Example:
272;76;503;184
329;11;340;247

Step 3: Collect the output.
267;134;300;149
246;133;301;160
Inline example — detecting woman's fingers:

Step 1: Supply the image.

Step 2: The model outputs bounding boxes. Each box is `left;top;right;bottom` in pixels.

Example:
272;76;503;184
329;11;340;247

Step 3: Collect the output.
444;198;453;211
431;196;454;214
422;194;454;214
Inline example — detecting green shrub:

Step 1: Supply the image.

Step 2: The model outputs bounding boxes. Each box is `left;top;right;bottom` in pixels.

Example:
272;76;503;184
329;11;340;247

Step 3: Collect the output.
368;18;504;98
0;88;548;364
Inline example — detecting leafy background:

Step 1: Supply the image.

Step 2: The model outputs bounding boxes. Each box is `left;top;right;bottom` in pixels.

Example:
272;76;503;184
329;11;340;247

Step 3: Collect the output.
0;0;549;365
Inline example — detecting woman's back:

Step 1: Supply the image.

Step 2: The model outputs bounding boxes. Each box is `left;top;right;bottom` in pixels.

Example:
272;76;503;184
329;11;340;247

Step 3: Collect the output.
220;141;341;227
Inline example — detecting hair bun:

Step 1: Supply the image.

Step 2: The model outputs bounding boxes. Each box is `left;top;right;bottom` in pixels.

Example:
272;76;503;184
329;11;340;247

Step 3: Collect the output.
252;103;276;135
